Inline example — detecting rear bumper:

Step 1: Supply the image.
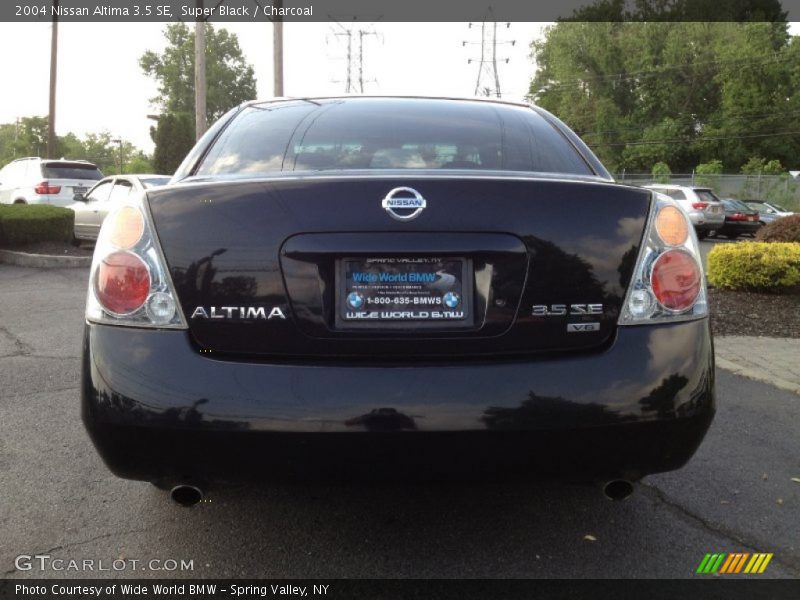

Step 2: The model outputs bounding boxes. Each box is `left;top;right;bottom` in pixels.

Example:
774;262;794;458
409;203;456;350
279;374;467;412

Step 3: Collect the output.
82;319;715;482
693;214;726;230
719;221;761;235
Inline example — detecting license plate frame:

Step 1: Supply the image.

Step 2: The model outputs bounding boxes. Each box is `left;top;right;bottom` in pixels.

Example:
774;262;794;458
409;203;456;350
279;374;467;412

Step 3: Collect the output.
335;256;473;330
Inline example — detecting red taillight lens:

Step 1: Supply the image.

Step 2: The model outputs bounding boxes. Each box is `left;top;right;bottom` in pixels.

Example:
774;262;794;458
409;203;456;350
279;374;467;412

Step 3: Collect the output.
95;251;150;315
691;202;708;210
34;181;61;194
651;250;701;312
729;212;745;221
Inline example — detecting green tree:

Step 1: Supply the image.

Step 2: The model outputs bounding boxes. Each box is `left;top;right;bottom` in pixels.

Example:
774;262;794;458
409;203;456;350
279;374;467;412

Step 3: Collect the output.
151;113;194;175
695;159;724;190
124;152;155;174
529;14;799;173
140;23;256;130
652;161;671;183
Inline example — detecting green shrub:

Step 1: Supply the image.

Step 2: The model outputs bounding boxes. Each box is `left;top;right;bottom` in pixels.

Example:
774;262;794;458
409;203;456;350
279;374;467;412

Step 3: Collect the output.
0;204;74;246
755;214;800;243
707;242;800;293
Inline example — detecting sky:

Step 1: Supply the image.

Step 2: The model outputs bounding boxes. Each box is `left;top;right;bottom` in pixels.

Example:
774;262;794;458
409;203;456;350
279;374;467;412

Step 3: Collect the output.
0;21;545;153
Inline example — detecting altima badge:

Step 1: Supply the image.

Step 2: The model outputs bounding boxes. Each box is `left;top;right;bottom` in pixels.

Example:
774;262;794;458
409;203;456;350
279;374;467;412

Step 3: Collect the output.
191;306;286;320
382;187;426;221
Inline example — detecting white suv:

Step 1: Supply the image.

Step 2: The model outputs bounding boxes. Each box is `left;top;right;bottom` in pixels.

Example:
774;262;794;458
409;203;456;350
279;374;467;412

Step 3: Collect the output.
644;184;726;238
0;157;104;207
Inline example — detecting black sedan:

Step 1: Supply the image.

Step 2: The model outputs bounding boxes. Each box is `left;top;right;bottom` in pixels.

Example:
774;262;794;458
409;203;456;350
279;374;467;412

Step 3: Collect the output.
717;198;762;238
81;97;714;505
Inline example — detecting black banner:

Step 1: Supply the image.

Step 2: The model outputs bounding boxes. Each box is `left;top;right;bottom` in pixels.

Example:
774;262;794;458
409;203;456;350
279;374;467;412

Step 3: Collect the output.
1;0;799;22
2;579;800;600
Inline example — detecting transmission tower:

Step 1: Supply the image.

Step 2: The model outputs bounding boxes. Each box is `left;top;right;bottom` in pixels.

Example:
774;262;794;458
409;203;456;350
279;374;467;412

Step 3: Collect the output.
327;22;380;93
463;17;515;98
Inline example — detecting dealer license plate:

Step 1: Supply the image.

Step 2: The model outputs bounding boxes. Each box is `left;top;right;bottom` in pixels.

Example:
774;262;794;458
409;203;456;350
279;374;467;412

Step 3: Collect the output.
338;257;471;326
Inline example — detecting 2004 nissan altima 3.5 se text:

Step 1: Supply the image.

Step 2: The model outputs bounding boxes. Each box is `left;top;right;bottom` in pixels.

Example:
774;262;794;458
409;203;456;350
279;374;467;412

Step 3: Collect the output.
81;97;714;504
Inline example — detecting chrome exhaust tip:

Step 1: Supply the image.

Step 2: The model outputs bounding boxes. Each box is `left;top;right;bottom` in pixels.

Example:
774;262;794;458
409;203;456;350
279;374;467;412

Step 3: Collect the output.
603;480;634;501
170;484;203;507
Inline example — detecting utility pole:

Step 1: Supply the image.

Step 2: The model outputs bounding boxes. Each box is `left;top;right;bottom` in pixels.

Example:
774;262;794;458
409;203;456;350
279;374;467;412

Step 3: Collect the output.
464;16;515;98
329;22;379;93
194;0;207;140
47;0;59;158
332;24;353;93
273;0;284;95
357;29;378;93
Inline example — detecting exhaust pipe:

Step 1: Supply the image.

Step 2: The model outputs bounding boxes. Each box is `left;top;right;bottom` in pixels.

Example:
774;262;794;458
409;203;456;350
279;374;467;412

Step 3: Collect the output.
170;484;204;507
602;480;634;501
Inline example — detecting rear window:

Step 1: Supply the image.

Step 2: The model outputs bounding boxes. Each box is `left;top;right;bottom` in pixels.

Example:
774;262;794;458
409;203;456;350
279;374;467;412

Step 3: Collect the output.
41;163;103;181
140;177;170;188
724;199;751;211
694;190;720;204
196;99;594;177
660;189;687;200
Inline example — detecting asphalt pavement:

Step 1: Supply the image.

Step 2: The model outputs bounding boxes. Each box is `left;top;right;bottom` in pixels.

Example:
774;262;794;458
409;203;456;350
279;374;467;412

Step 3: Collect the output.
0;265;798;579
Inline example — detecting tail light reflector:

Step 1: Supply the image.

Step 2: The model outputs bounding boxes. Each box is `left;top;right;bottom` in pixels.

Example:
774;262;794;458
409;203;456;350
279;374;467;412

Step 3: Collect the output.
691;202;708;210
95;251;151;315
650;250;701;312
34;181;61;194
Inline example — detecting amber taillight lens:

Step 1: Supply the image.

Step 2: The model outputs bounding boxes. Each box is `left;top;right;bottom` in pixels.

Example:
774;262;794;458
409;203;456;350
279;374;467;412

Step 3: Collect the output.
108;206;145;249
655;205;688;246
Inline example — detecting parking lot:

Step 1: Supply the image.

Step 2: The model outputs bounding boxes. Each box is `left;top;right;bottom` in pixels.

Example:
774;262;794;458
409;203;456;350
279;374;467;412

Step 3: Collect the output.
0;261;798;579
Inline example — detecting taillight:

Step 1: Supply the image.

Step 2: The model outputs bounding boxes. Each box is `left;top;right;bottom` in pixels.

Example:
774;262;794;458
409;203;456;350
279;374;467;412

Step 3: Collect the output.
654;205;688;246
650;250;701;312
34;181;61;194
86;196;186;329
691;202;708;210
95;252;150;315
619;193;708;325
729;212;746;221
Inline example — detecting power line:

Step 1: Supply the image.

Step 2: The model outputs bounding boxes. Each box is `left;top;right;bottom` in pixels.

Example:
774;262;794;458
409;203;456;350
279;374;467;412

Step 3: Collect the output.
587;129;800;148
533;52;795;94
578;107;800;139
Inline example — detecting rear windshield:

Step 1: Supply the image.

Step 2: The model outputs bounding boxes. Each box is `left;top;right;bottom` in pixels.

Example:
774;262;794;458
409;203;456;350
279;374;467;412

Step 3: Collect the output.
196;99;594;177
41;163;103;180
140;177;170;188
695;190;720;204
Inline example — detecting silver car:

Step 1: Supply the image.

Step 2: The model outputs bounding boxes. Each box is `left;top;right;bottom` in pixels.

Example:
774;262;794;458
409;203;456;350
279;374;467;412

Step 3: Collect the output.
69;174;170;241
0;158;104;207
643;184;726;238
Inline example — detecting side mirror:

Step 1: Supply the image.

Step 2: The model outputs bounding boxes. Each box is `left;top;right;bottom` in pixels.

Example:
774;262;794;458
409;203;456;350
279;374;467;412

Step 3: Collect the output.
73;193;86;202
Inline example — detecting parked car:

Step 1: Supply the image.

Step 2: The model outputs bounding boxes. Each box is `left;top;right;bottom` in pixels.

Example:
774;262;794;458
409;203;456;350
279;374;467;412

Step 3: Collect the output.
716;198;762;238
741;199;794;225
0;157;104;206
69;174;170;241
642;184;725;238
81;97;714;504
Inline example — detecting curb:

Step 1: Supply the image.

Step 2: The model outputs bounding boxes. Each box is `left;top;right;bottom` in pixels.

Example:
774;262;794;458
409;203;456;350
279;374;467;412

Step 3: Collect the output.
0;248;91;269
716;356;800;396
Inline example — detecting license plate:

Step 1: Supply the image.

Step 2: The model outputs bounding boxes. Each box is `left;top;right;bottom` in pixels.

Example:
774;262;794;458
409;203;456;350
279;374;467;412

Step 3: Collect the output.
708;206;721;214
748;216;756;221
337;257;471;327
73;186;88;195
